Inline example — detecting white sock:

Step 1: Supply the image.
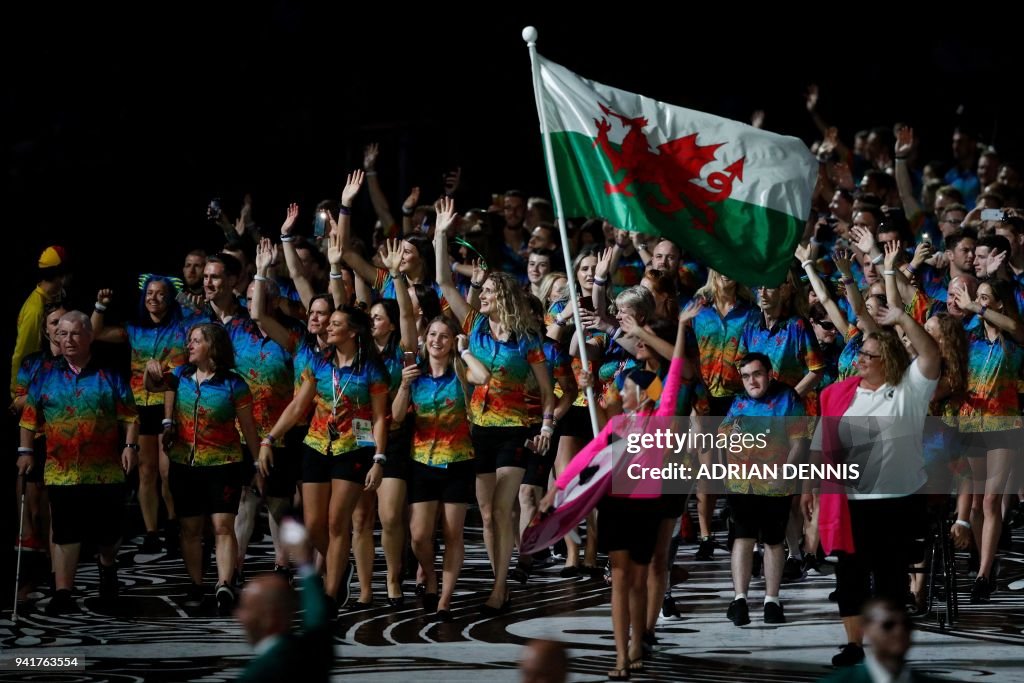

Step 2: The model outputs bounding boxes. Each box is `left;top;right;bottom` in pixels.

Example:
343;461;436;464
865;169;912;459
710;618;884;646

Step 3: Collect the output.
734;593;746;602
764;595;780;605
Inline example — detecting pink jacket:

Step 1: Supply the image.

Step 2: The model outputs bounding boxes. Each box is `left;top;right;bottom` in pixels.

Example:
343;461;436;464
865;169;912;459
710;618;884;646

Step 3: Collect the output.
817;375;860;554
555;355;685;498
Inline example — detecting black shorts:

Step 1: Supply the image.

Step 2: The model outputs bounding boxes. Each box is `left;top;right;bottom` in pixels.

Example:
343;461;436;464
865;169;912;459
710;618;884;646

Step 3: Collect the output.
657;493;687;519
727;494;792;546
137;404;166;437
262;446;300;499
49;484;126;545
382;420;412;480
472;426;529;474
556;405;594;440
169;461;244;518
409;460;476;504
962;428;1022;457
302;445;374;484
596;496;662;564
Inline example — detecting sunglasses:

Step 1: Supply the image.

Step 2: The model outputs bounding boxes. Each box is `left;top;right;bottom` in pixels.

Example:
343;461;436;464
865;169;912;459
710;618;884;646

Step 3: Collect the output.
813;319;836;331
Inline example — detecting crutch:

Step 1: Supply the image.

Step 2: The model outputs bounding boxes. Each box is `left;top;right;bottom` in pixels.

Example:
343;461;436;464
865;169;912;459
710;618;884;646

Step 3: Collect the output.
13;473;26;622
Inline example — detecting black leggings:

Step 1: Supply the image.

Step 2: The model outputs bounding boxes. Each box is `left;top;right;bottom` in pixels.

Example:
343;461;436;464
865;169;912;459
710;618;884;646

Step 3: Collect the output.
835;495;926;617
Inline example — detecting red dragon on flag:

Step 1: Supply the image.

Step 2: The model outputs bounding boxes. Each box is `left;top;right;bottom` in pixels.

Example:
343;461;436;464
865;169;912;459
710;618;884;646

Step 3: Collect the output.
593;103;745;233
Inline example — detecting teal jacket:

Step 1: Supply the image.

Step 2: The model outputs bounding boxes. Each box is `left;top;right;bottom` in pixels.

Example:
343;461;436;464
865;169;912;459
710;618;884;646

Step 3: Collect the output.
238;571;332;683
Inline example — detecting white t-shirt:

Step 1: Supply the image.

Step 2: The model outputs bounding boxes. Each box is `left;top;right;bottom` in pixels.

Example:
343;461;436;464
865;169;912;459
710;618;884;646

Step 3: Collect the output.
811;359;937;499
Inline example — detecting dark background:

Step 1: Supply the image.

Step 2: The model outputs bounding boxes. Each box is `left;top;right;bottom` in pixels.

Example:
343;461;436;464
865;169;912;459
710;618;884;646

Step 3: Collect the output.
3;8;1018;386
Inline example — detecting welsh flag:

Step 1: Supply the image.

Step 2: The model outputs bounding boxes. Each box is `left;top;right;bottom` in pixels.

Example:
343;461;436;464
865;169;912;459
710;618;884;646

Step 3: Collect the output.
534;55;818;287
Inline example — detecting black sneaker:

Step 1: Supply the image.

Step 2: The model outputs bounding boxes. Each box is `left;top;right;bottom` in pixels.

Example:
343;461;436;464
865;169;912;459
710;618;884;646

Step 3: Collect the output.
763;601;786;624
185;583;205;606
559;565;581;578
216;583;235;613
338;561;355;609
781;557;807;583
726;598;750;626
660;594;682;620
695;536;715;561
44;589;80;616
141;532;162;554
97;561;119;601
828;589;838;602
832;643;865;667
970;576;993;604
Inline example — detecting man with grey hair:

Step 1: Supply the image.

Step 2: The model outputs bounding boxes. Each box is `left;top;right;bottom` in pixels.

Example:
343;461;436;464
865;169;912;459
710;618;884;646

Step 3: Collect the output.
17;311;139;615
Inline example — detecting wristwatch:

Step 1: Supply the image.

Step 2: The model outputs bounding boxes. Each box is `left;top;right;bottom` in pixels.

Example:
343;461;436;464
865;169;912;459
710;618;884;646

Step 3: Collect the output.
373;453;387;465
123;443;140;452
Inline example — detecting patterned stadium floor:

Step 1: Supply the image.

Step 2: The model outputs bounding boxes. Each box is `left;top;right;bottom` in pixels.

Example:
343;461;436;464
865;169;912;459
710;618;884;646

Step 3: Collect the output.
3;510;1023;682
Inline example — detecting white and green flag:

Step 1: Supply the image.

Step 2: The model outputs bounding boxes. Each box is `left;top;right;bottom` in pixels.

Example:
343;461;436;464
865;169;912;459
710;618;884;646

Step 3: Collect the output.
534;54;818;286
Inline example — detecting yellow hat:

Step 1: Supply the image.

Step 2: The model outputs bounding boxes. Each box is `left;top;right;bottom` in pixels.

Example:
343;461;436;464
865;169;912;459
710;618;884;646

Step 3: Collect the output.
38;246;66;269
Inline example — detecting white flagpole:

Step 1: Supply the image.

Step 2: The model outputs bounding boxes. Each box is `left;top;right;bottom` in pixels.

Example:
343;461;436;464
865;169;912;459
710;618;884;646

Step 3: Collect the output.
523;26;599;435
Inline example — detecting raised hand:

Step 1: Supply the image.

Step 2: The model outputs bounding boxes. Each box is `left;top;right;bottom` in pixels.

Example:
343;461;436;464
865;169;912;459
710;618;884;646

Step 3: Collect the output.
619;313;639;337
363;143;379;171
850;225;876;255
457;334;469;354
400;364;421;388
470;258;487;286
234;215;246;237
402;186;421;214
281;203;299;235
832;162;855;190
832;247;854;276
381;238;403;275
987;248;1007;276
805;84;819;112
883;240;901;270
911;241;933;268
950;282;974;313
594;247;614;280
97;288;113;306
256;238;275;272
795;242;813;263
341;170;365;207
679;296;706;325
435;196;456;236
895;126;914;159
327;231;344;267
874;304;903;328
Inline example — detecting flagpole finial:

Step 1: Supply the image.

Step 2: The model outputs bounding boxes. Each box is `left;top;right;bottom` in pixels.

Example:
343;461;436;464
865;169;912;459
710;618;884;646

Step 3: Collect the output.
521;26;538;45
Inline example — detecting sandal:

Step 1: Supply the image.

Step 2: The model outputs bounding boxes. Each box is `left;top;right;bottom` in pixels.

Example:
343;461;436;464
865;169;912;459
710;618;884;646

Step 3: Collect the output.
607;668;630;681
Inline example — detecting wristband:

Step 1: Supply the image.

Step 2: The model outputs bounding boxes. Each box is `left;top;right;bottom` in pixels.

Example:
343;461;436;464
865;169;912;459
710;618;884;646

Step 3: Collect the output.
338;205;351;216
280;234;294;242
161;418;174;428
94;302;108;312
883;269;896;276
871;253;884;265
840;277;855;286
17;447;34;454
954;519;971;530
329;272;344;280
800;260;814;269
979;304;988;318
906;263;918;274
365;171;377;176
895;155;910;161
260;437;275;447
451;261;460;273
470;281;483;290
373;453;387;465
254;274;271;282
555;317;567;327
123;443;140;452
402;207;414;216
543;413;555;420
540;425;554;434
592;277;608;287
459;348;471;358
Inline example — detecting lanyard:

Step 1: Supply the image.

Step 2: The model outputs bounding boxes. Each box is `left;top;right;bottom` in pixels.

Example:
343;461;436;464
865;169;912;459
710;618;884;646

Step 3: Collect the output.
331;363;357;418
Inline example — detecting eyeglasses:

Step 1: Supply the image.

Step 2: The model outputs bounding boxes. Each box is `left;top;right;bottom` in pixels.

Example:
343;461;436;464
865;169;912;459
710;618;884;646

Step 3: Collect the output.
857;350;882;360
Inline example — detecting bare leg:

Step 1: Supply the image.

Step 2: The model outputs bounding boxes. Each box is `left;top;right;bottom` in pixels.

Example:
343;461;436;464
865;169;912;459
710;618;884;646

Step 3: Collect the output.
475;473;497;572
211;513;237;586
439;503;467;611
351;490;377;602
484;466;526;608
233;486;260;571
302;482;331;559
377;478;407;599
731;537;754;596
324;479;363;598
137;436;160;533
410;501;440;597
